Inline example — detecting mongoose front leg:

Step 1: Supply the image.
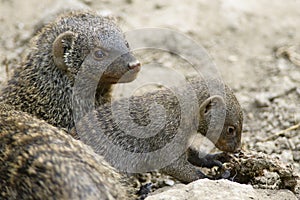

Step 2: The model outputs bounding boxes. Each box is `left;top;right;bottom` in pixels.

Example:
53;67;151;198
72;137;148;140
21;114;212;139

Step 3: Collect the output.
160;153;210;183
187;147;224;168
187;148;231;179
187;147;232;168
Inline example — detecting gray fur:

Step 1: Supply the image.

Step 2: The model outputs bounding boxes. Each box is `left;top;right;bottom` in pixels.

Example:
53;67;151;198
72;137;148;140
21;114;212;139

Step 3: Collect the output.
0;10;140;199
0;11;140;132
75;77;243;183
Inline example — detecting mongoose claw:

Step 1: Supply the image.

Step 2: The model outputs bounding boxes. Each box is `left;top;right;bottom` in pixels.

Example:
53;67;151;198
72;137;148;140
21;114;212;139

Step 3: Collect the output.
195;168;230;181
221;169;231;179
212;169;231;180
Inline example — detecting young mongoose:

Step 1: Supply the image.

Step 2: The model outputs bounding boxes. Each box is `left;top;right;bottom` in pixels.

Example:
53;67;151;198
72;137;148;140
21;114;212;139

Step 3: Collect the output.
75;77;243;183
0;102;133;199
0;11;141;132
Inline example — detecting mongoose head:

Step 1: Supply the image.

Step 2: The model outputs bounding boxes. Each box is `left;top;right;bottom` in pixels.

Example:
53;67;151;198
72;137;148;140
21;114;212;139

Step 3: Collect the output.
1;11;140;130
51;11;141;84
197;81;243;153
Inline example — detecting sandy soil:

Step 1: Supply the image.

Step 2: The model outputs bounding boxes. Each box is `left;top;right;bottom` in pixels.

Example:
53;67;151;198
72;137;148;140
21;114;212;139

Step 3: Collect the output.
1;0;299;197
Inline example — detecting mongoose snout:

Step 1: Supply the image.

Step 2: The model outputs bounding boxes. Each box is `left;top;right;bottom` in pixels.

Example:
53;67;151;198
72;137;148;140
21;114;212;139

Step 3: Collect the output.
101;52;141;83
128;59;141;70
215;123;241;153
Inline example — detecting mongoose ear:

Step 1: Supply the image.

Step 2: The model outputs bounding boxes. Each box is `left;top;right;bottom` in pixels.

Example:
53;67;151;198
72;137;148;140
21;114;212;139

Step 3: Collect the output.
199;95;225;118
52;31;77;72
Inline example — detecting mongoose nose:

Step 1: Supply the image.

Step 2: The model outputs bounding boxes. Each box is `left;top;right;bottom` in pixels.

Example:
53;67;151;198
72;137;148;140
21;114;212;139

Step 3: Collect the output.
128;60;141;70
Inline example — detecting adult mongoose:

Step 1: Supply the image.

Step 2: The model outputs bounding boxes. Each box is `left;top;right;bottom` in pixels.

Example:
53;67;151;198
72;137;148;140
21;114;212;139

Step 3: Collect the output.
0;102;133;199
0;11;141;132
75;77;243;183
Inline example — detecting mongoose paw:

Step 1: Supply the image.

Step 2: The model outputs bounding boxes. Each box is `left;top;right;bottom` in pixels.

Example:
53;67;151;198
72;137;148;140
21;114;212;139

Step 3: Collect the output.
137;183;152;200
209;152;232;163
187;149;232;180
187;149;231;169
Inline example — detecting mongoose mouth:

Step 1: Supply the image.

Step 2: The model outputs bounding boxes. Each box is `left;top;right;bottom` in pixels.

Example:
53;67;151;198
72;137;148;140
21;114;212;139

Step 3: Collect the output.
215;139;239;153
102;62;141;83
103;70;140;83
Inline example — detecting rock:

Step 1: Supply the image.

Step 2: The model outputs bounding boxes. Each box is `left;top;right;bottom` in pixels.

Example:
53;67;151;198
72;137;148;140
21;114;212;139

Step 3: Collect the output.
145;179;298;200
254;93;271;107
164;179;175;186
255;141;276;154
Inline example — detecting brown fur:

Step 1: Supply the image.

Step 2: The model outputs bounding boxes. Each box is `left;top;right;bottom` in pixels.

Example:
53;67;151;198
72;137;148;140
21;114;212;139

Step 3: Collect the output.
0;102;133;199
0;10;141;199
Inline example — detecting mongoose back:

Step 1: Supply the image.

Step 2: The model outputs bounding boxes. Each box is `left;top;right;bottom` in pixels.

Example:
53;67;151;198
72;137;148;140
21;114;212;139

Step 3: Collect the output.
0;102;133;199
0;11;140;132
75;77;243;183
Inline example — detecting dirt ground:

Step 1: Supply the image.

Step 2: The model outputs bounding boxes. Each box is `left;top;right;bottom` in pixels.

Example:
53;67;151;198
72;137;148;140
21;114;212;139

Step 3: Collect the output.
1;0;299;197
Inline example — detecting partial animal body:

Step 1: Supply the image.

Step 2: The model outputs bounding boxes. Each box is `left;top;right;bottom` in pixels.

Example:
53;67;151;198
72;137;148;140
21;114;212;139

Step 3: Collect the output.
75;78;243;183
0;10;140;200
0;103;132;199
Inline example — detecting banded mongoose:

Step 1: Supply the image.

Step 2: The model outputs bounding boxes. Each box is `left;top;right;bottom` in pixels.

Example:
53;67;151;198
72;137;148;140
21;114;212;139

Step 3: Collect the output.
0;9;242;194
75;77;243;183
0;77;242;198
0;11;141;132
0;103;133;199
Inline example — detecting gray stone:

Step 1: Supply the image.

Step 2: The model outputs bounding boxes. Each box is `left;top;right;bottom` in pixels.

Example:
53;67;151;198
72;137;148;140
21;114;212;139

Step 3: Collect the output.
146;179;298;200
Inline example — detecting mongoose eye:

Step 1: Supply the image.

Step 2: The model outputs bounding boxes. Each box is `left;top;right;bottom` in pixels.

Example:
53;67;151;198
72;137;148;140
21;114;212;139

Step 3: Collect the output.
227;126;236;136
94;49;106;60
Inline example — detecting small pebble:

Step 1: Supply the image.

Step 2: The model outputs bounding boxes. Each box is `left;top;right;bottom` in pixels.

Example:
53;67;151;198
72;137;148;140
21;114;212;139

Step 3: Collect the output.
254;94;270;107
164;179;175;186
228;55;238;62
